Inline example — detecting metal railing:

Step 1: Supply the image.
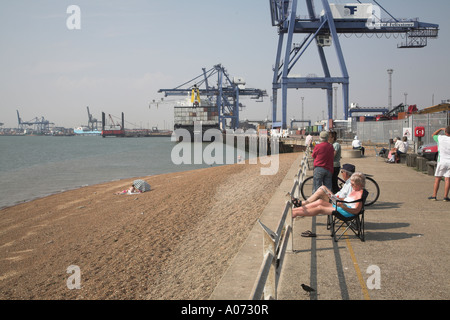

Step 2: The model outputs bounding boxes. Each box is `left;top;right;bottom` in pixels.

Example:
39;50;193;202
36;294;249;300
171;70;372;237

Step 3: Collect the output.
250;150;309;300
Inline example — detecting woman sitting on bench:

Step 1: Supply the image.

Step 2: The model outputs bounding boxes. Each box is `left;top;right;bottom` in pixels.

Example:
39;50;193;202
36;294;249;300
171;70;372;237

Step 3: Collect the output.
292;172;365;218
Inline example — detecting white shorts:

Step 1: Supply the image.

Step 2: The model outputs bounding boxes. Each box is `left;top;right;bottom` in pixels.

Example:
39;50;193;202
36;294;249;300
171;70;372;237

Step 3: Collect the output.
435;162;450;178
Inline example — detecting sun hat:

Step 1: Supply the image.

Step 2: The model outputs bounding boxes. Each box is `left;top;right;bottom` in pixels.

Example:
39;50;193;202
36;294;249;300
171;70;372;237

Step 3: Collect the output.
319;131;329;140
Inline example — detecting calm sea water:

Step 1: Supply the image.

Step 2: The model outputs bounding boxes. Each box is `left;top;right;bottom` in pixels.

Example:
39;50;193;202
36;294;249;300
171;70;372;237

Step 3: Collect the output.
0;135;248;209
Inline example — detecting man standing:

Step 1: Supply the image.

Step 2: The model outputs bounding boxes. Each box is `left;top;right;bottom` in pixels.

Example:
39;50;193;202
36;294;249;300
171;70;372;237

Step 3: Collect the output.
428;126;450;201
312;131;334;193
305;134;313;149
329;131;342;193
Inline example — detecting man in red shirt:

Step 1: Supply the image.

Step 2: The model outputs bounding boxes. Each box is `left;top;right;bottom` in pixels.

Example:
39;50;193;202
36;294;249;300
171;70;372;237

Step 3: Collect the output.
312;131;335;193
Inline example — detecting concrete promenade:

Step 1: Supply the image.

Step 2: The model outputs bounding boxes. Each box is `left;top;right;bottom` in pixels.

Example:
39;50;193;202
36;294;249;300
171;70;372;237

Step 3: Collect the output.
211;150;450;300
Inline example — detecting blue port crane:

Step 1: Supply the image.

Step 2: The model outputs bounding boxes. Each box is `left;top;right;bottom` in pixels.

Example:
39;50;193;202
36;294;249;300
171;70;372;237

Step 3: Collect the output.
16;110;54;133
270;0;439;129
158;64;267;130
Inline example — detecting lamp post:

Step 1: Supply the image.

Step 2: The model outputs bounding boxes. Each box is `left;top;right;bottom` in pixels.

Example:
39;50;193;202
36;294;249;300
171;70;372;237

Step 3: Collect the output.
387;69;393;110
301;97;304;123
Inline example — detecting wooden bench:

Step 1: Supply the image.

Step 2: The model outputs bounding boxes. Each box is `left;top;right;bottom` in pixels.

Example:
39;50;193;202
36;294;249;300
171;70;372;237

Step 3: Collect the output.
406;154;418;167
416;156;428;172
399;153;407;164
426;161;437;176
342;149;361;158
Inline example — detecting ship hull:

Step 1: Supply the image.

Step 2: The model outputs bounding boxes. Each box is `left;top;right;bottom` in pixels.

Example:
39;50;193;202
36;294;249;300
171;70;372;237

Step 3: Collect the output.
74;129;101;136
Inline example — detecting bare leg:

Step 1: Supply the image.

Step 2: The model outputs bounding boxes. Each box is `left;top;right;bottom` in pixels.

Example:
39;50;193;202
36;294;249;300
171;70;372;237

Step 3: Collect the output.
444;177;450;198
304;186;332;205
432;177;441;197
293;199;334;218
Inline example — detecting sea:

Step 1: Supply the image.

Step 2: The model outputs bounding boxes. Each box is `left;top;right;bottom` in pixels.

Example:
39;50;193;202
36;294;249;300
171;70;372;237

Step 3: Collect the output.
0;135;251;209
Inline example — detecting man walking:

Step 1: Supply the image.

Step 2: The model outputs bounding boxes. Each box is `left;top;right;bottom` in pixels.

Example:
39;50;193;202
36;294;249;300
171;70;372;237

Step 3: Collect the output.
312;131;334;193
428;126;450;201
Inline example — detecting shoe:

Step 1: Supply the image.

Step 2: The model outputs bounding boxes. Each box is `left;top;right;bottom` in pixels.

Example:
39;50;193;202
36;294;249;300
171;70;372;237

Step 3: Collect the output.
301;230;317;238
291;197;302;208
428;196;437;201
443;197;450;202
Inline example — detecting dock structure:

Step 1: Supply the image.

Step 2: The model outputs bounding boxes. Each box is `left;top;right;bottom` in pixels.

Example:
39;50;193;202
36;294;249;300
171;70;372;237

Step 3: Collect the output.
158;64;267;133
101;112;125;137
269;0;439;128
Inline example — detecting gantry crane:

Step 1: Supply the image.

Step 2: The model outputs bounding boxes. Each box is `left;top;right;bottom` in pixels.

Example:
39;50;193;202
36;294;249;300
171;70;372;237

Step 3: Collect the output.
16;110;54;133
158;64;267;130
270;0;439;129
86;106;100;131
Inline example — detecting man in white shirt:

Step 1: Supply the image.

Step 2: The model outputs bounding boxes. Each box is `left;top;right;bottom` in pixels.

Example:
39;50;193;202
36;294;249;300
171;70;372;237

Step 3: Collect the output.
292;164;355;207
428;126;450;201
305;134;313;149
352;136;365;156
394;137;407;162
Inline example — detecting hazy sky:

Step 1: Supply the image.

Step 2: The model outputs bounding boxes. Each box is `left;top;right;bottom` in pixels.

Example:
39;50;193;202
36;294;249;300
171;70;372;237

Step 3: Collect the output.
0;0;448;129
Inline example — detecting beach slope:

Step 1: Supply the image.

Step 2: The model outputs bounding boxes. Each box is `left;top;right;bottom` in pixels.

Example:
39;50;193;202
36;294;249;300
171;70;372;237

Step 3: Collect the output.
0;153;298;299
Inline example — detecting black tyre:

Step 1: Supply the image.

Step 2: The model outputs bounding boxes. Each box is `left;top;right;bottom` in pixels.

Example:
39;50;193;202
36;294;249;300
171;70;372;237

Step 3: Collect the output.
300;175;379;206
364;176;380;206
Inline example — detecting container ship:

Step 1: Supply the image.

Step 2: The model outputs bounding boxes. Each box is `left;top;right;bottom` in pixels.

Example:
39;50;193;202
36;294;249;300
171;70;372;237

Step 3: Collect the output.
173;94;219;142
74;127;102;135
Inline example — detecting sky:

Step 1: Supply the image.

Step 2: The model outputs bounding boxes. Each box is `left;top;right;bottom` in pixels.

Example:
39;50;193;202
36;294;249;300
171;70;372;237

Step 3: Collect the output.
0;0;449;130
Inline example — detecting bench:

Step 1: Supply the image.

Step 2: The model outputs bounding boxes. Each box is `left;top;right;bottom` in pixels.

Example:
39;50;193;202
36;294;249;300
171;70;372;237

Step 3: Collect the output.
416;156;428;172
342;149;361;158
399;153;407;164
406;154;418;167
426;161;437;176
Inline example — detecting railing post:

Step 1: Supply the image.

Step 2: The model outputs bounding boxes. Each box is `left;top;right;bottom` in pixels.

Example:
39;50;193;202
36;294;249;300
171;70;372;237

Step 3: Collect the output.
262;230;276;300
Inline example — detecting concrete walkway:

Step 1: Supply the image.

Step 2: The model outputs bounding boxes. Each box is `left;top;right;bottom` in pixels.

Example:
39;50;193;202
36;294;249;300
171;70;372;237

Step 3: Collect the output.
211;151;450;300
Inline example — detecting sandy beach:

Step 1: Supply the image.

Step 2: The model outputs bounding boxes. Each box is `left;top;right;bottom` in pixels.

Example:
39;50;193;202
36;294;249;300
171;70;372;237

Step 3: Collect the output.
0;153;298;300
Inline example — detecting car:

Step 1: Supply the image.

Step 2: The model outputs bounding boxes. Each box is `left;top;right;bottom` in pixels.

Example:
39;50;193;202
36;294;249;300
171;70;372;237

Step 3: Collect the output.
417;142;438;161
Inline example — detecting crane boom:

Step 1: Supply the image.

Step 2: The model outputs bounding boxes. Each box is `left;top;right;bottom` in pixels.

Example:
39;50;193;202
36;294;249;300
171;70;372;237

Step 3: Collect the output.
158;64;267;129
269;0;439;129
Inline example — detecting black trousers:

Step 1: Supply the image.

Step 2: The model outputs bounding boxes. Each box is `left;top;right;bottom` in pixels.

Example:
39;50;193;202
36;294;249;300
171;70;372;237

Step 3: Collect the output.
332;166;340;194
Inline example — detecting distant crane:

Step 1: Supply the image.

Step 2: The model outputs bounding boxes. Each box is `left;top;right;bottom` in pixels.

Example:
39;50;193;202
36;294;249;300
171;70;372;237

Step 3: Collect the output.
157;64;267;130
86;106;100;131
269;0;439;129
16;110;54;133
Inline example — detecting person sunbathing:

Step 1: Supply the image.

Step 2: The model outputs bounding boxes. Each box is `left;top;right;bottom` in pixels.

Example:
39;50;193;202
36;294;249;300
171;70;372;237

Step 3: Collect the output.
114;184;141;195
292;172;365;218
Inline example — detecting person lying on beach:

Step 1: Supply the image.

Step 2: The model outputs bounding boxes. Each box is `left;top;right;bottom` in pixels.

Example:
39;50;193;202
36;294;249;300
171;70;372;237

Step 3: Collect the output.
292;172;365;218
114;185;142;195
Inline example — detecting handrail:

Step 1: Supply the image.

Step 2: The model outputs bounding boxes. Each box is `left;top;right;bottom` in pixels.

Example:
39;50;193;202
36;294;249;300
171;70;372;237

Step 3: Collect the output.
250;151;310;300
250;201;292;300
